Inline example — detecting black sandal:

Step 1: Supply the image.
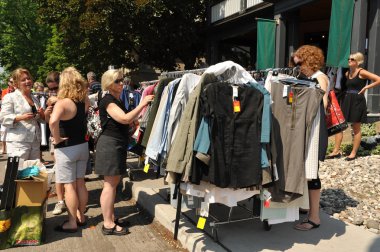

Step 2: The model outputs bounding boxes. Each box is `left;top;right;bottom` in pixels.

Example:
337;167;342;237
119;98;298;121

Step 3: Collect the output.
294;219;320;231
76;218;87;227
102;224;129;236
54;220;78;233
115;218;130;227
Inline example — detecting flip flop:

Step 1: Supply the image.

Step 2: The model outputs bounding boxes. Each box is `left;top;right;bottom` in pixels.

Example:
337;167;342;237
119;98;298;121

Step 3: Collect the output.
76;217;87;227
54;220;78;233
294;219;320;231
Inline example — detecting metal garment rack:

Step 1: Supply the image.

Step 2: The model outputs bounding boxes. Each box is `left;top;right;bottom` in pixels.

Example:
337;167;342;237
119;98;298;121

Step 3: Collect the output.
139;80;159;86
160;68;207;78
172;67;305;242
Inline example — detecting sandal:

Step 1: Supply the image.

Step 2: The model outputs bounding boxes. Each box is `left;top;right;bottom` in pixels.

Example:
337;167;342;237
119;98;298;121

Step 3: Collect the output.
54;220;78;233
76;217;87;227
115;218;130;227
326;153;341;159
102;224;129;236
294;219;320;231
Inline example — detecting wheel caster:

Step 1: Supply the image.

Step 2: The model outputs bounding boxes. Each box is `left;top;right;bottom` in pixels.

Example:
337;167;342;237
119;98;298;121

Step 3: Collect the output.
263;220;271;231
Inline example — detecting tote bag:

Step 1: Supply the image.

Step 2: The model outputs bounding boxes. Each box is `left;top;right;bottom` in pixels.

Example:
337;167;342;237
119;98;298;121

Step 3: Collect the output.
325;90;348;136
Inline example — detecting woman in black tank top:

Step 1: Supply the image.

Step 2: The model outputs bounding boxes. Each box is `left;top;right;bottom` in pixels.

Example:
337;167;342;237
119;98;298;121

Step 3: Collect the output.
328;52;380;161
49;67;90;233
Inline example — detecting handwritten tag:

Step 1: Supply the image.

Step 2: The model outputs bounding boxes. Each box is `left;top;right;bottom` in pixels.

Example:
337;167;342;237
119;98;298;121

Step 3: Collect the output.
197;217;206;229
143;163;150;173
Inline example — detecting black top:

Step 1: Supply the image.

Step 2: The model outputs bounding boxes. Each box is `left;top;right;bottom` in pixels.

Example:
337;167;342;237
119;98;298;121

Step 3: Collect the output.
99;93;129;141
345;69;367;92
55;101;87;148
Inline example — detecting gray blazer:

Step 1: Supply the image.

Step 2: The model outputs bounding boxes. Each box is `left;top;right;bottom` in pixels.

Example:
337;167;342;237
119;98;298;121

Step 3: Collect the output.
0;89;43;143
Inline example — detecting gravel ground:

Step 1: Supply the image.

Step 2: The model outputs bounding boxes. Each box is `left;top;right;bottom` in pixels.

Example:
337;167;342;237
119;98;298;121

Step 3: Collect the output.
319;155;380;235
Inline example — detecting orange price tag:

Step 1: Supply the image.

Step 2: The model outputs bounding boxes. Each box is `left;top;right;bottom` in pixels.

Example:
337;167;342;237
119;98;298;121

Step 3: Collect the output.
233;100;241;113
288;91;293;104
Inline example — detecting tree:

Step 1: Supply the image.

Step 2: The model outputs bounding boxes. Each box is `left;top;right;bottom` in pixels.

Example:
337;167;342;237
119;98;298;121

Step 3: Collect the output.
37;0;208;72
37;25;72;81
0;0;51;79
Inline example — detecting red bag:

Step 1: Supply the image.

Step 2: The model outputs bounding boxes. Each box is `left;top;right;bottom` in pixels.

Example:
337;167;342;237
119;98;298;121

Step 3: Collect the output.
325;90;348;136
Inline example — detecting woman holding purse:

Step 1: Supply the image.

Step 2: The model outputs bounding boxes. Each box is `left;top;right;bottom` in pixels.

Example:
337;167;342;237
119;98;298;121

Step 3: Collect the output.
328;52;380;161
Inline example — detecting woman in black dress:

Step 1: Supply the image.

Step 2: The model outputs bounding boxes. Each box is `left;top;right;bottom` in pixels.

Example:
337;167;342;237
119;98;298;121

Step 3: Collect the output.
95;69;154;235
328;52;380;160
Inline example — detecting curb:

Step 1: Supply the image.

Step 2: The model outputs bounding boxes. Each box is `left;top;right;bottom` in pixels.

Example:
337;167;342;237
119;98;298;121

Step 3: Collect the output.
126;180;226;252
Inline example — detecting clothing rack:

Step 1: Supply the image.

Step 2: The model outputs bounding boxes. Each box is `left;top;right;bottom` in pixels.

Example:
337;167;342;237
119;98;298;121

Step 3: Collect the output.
160;68;207;78
172;66;313;242
139;80;159;86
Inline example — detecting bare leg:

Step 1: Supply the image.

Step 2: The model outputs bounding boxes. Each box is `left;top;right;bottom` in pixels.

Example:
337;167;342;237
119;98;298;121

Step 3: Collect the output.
62;182;78;229
348;123;361;158
329;132;343;155
295;189;321;230
76;178;88;222
56;183;65;201
1;141;6;154
100;175;123;231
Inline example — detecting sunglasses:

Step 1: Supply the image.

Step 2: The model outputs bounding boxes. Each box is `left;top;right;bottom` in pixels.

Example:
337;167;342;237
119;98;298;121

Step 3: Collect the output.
114;78;124;84
48;87;58;91
348;58;356;61
295;62;303;67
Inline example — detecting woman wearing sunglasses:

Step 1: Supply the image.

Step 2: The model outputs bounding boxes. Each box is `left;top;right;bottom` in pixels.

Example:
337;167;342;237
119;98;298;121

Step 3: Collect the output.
328;52;380;161
95;69;154;235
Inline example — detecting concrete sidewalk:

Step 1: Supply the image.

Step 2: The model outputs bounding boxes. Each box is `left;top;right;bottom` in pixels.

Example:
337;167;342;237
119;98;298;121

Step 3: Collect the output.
124;162;380;252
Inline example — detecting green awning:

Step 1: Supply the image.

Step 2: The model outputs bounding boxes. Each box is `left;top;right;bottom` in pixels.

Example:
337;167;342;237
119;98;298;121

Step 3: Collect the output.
326;0;355;67
257;19;276;70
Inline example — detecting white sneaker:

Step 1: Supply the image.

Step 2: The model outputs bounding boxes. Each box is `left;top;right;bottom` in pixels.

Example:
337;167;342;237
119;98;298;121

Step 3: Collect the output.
52;201;65;215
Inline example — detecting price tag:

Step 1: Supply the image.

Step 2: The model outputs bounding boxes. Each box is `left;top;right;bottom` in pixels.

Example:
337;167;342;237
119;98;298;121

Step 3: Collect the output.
283;85;289;97
143;163;150;173
197;217;206;229
264;199;271;208
233;100;241;113
232;86;238;98
288;91;293;104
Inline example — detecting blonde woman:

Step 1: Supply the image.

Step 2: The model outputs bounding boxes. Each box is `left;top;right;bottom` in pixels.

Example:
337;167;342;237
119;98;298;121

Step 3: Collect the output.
328;52;380;161
0;68;45;160
95;69;153;236
49;67;90;233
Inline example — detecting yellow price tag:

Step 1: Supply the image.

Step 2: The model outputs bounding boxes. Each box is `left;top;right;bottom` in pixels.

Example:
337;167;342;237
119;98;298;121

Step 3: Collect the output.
197;217;206;229
143;164;150;173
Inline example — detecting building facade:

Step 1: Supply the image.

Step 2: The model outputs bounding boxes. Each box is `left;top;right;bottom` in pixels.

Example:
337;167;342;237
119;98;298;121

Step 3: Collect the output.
205;0;380;115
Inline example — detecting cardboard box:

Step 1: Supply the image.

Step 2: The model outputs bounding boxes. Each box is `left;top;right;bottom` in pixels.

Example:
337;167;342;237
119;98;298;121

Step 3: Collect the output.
15;172;48;207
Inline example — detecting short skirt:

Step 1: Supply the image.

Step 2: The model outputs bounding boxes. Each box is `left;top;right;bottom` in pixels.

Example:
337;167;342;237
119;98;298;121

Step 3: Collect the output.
94;134;127;176
341;93;367;123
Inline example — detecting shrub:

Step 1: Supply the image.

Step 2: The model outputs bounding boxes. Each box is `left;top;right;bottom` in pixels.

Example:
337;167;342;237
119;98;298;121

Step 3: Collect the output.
361;123;377;137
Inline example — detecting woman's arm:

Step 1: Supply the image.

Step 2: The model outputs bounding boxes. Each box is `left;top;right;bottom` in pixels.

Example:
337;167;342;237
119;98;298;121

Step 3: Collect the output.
106;95;154;125
358;69;380;94
317;74;329;109
49;100;67;145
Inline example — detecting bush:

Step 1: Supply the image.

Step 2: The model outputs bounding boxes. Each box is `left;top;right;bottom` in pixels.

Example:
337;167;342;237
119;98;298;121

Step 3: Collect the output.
361;123;377;137
370;144;380;155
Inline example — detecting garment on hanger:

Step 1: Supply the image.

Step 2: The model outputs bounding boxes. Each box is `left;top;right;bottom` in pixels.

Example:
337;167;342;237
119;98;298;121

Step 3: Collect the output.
166;61;256;184
268;76;324;202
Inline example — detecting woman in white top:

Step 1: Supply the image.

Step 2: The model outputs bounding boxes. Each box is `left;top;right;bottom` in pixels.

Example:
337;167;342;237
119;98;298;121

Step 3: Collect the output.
0;68;45;160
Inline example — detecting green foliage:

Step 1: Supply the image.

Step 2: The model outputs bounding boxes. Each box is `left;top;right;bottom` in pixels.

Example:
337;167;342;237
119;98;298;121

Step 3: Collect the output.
361;123;377;137
0;70;10;89
370;144;380;155
341;143;353;155
37;26;72;81
0;0;51;80
36;0;207;74
326;142;334;155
